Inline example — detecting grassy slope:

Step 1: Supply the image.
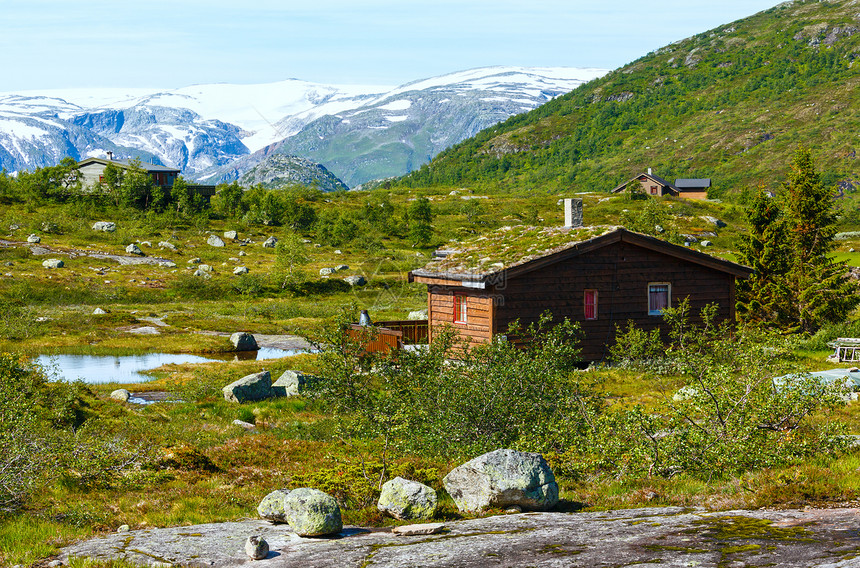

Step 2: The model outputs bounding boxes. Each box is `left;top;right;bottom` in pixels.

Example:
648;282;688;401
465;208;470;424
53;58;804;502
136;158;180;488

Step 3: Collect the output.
398;0;860;197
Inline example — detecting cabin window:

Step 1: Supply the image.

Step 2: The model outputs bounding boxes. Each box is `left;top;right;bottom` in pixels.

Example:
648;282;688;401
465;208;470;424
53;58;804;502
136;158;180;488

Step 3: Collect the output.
584;289;598;320
650;185;658;195
454;293;468;324
648;283;670;315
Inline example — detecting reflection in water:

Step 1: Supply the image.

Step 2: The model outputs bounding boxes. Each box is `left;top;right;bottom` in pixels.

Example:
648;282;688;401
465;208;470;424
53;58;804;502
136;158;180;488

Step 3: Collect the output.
36;347;304;384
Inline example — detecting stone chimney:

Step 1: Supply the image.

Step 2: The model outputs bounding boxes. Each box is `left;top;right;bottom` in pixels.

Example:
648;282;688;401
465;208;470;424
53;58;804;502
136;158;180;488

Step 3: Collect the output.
106;151;114;161
563;198;583;228
647;167;652;175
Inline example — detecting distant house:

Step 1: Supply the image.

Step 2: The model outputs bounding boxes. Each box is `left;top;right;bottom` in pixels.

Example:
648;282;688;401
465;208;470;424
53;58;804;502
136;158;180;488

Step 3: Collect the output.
674;178;711;200
611;169;679;197
611;170;712;200
408;201;751;361
76;154;216;198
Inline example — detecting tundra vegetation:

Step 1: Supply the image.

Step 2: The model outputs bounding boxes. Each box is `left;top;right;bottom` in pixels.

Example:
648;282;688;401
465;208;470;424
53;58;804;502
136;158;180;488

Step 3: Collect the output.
1;148;860;567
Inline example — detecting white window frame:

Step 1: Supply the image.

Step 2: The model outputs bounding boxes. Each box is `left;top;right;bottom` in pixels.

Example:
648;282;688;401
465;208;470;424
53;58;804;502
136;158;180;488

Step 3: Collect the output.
454;292;468;324
648;282;671;316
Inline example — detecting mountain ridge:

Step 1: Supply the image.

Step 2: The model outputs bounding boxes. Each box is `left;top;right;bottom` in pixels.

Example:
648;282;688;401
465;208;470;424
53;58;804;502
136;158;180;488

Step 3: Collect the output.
0;66;607;187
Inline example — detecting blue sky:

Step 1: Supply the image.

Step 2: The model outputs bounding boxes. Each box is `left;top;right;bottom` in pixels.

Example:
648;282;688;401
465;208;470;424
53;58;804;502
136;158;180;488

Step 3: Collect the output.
2;0;781;91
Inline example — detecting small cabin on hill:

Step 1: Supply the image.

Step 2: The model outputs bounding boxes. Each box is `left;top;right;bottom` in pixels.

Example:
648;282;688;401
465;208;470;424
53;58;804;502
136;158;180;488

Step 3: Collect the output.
611;170;713;200
674;178;711;200
408;209;752;361
611;170;678;197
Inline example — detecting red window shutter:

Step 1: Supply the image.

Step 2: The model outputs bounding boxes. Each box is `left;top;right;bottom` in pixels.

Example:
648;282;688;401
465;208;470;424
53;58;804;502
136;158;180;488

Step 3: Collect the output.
584;290;597;320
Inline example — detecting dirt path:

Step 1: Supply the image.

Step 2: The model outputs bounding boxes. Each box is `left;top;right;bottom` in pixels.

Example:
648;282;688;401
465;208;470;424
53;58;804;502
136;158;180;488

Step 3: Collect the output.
0;238;174;266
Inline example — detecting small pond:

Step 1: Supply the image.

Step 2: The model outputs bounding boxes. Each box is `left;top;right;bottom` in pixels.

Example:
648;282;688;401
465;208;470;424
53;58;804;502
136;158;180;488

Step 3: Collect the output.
37;347;304;384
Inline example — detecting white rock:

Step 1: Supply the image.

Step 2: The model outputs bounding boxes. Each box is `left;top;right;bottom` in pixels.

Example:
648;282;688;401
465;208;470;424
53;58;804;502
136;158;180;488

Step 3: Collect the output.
92;221;116;232
392;523;446;536
110;389;131;402
93;308;106;315
27;234;40;243
42;259;64;269
233;266;249;275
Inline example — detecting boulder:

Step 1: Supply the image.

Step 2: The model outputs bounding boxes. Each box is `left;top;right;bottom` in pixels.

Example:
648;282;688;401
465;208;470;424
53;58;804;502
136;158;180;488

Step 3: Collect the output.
377;477;437;521
231;332;259;351
198;264;213;273
257;489;291;522
282;488;342;537
233;266;249;275
160;261;177;268
222;371;271;403
232;419;256;430
188;257;201;264
224;230;238;240
92;221;116;232
207;235;225;247
408;310;428;321
700;240;713;247
110;389;131;402
159;241;177;251
319;267;336;276
125;244;144;256
27;234;40;243
343;275;366;286
271;370;310;397
335;264;350;271
193;269;211;279
700;215;727;228
245;536;268;560
442;449;559;513
93;308;107;315
239;251;247;257
42;258;64;269
263;236;278;248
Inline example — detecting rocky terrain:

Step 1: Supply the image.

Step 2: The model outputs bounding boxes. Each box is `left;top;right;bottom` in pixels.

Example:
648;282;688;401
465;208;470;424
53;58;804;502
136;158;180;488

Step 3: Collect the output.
237;154;348;192
58;506;860;567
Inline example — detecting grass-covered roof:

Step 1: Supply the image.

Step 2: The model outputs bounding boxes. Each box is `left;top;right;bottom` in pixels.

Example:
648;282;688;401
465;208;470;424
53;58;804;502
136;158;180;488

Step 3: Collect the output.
413;224;619;278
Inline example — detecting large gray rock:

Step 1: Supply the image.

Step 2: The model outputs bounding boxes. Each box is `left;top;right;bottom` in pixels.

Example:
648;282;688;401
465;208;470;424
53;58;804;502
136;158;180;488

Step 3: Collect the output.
233;266;249;275
263;236;278;248
343;275;367;286
27;234;40;243
377;477;437;521
231;332;259;351
257;489;291;522
125;243;144;256
271;370;311;397
42;258;64;269
319;267;336;276
443;449;558;513
207;235;225;247
224;230;238;240
158;241;177;251
92;221;116;232
282;488;342;537
222;371;271;403
110;389;131;402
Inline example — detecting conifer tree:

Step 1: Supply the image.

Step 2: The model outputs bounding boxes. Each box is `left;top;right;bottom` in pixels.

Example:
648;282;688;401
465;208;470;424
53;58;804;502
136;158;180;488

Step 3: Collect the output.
737;147;859;332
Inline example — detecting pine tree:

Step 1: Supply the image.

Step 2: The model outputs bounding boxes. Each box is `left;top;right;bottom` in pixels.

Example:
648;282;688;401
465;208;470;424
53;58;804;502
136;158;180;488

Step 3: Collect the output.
736;147;859;332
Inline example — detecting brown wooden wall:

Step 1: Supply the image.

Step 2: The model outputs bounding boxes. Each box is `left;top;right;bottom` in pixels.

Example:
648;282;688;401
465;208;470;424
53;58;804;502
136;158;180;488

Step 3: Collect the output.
426;240;737;361
428;286;495;348
493;241;735;361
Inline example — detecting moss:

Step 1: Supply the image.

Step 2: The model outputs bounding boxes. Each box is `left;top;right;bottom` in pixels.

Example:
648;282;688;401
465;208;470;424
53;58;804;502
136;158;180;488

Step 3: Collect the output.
690;515;814;542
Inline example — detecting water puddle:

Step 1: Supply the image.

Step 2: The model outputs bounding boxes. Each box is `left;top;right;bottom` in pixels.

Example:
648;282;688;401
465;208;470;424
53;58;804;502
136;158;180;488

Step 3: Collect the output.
37;347;304;384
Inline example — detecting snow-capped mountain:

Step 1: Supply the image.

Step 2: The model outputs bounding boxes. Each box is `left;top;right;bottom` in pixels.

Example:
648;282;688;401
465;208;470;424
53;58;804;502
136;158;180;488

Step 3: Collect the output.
0;66;607;187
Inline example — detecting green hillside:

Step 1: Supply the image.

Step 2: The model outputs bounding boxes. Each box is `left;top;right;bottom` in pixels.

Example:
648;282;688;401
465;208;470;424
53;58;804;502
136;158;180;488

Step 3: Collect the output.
398;0;860;197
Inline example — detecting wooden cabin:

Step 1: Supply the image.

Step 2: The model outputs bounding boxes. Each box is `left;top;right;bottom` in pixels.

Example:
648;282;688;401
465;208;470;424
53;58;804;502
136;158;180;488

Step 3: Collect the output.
408;226;752;361
76;156;216;198
674;178;711;200
611;170;679;197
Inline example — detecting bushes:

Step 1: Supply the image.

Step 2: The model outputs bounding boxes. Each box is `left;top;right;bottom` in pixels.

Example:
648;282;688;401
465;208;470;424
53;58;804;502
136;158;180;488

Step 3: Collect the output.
608;301;849;479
